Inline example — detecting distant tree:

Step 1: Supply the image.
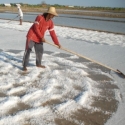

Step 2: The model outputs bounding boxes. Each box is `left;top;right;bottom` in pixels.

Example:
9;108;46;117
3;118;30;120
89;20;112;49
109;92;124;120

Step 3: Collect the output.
41;1;46;5
41;1;47;7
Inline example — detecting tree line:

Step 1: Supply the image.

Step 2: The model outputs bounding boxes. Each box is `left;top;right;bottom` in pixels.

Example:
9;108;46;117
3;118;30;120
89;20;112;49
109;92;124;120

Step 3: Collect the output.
0;3;125;12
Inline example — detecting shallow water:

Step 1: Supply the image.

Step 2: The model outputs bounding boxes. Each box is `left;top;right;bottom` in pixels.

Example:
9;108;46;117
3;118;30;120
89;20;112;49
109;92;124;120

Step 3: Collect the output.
0;12;125;34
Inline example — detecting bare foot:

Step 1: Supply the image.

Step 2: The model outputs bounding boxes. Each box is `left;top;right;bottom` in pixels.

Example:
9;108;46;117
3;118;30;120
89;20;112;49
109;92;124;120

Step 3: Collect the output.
36;65;46;68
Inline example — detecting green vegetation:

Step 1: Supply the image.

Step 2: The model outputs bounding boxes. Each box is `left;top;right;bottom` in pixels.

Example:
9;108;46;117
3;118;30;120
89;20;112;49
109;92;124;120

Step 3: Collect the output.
0;3;125;12
0;3;125;18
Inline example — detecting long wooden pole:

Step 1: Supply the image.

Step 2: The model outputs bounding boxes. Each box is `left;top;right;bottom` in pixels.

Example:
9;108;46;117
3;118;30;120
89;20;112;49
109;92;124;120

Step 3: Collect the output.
7;16;17;23
45;41;123;74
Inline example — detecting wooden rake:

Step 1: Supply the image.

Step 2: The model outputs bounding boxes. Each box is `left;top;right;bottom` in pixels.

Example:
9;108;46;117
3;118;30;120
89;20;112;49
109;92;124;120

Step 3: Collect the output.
45;41;125;78
7;16;18;23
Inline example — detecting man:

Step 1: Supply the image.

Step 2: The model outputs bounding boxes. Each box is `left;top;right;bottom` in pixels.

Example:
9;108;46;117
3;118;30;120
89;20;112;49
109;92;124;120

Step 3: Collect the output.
17;6;23;25
22;7;61;71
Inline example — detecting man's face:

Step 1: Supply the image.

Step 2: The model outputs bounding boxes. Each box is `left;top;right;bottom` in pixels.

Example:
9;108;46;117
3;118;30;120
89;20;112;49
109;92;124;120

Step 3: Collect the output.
48;14;55;20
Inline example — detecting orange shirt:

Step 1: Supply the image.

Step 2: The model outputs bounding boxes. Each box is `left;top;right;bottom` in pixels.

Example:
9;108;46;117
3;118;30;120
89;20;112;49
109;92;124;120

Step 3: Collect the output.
26;15;59;45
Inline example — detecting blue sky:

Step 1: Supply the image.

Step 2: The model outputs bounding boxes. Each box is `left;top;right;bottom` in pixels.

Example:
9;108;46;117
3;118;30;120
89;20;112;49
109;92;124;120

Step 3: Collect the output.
1;0;125;7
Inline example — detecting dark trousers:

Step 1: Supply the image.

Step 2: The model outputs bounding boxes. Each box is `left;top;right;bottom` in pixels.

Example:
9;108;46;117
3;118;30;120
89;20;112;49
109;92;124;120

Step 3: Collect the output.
22;40;43;67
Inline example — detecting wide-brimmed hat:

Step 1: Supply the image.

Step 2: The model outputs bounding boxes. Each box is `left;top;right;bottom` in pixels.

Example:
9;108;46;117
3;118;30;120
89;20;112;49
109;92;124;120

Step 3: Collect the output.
47;7;58;16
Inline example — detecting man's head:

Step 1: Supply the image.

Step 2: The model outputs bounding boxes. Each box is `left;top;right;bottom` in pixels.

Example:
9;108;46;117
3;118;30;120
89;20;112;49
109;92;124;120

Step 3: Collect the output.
45;7;58;21
47;7;58;16
17;6;20;9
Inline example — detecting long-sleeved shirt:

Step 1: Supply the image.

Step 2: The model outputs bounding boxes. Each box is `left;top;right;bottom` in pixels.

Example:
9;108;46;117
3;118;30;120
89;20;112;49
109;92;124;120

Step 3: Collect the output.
26;15;59;45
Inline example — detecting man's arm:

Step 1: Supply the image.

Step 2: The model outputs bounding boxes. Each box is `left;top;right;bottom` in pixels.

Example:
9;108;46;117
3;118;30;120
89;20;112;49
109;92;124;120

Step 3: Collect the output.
48;23;61;48
49;30;61;48
32;15;43;39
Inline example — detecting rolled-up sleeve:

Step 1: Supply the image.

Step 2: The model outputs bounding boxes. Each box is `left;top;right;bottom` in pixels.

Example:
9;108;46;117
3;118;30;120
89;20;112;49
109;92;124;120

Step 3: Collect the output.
49;22;59;45
32;15;43;39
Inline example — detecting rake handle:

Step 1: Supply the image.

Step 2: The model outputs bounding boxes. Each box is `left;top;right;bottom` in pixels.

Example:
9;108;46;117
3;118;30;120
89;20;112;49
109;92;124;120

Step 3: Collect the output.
7;16;18;23
45;41;120;74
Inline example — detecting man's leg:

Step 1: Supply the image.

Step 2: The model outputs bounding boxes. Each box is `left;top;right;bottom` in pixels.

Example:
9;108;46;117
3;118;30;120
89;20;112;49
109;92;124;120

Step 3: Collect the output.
22;40;35;71
20;19;22;25
19;16;23;25
34;42;45;68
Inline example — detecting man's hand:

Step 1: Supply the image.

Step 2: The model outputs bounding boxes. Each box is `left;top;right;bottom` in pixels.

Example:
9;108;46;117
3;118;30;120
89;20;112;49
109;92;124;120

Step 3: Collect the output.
57;44;61;49
41;38;46;42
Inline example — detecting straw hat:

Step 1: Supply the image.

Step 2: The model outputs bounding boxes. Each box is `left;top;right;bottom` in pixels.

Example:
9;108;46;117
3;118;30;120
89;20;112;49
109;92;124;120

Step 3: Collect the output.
47;7;58;16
